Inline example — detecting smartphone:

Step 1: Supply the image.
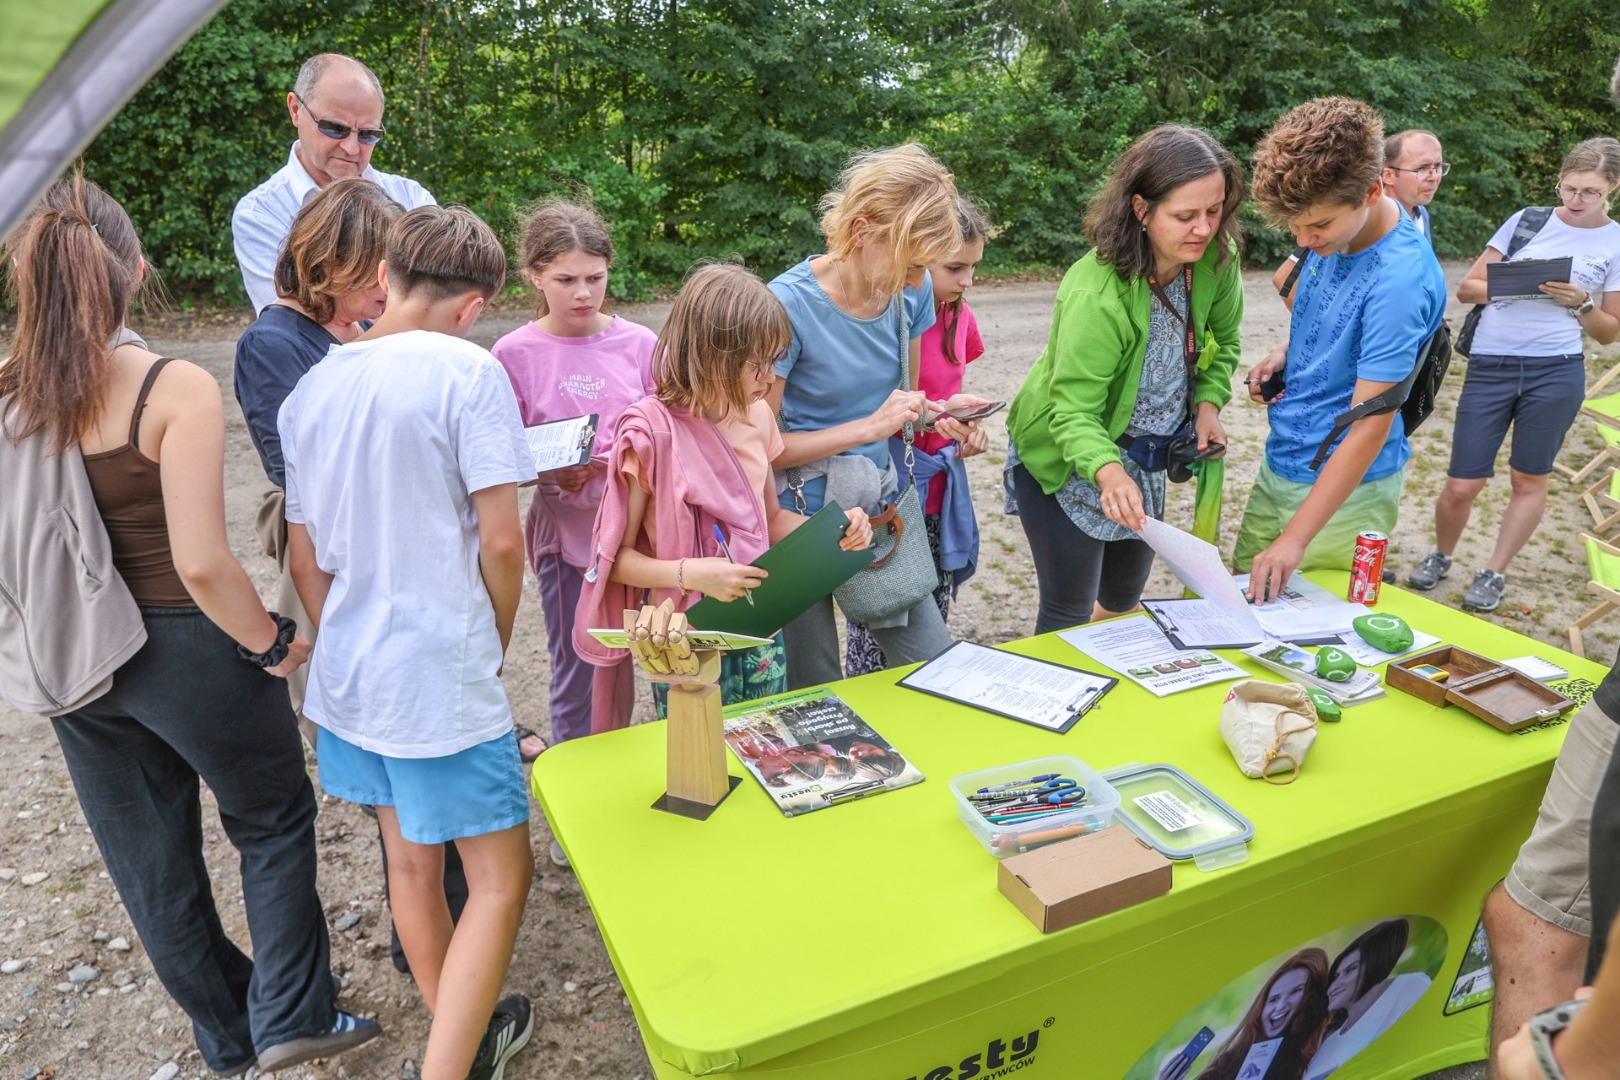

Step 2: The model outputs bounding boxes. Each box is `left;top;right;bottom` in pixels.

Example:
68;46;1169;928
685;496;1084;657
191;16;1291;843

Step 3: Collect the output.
1259;372;1286;402
1175;1027;1216;1069
923;400;1007;430
1194;442;1227;462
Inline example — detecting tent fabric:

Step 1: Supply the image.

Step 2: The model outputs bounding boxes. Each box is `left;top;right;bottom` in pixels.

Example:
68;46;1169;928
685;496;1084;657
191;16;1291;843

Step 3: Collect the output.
0;0;228;238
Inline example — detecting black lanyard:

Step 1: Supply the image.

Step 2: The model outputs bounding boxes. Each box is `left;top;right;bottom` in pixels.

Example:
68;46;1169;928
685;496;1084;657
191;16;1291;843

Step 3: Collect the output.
1148;263;1197;426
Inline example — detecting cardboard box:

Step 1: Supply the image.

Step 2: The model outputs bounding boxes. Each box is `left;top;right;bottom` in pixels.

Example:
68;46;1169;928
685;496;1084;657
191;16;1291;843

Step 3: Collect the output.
997;826;1172;933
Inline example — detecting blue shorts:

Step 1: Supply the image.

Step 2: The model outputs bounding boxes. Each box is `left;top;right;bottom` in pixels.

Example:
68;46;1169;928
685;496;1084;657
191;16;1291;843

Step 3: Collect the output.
1448;353;1586;479
316;728;530;844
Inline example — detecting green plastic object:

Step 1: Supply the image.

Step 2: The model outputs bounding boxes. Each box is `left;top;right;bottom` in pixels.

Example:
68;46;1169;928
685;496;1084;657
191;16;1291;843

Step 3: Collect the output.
1307;688;1342;723
1315;646;1358;684
1353;612;1414;655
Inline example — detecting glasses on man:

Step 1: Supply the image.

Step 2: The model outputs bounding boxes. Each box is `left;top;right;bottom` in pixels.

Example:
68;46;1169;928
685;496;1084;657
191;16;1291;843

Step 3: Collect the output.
1560;184;1607;202
294;92;385;146
1388;162;1451;178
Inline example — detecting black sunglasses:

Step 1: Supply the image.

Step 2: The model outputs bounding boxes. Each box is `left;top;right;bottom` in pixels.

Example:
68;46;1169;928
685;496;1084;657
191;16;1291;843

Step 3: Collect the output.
294;92;385;146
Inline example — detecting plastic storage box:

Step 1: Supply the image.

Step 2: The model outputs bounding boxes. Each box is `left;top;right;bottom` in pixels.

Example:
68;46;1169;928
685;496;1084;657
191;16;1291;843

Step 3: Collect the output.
1102;762;1253;871
951;755;1120;859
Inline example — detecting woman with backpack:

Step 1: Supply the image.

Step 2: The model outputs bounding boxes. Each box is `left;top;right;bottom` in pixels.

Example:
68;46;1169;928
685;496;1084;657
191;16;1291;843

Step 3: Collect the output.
1407;137;1620;613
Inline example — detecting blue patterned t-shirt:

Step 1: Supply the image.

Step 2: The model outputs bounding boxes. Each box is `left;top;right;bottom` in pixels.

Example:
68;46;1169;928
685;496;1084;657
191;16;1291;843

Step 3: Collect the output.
1265;210;1446;484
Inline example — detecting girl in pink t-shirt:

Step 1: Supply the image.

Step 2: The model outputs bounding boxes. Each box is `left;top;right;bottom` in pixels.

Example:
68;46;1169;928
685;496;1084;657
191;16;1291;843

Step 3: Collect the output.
846;199;990;676
492;200;654;769
602;263;871;715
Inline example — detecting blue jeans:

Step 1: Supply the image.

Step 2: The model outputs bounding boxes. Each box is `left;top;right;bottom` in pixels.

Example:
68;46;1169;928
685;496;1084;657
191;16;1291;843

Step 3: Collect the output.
52;608;333;1072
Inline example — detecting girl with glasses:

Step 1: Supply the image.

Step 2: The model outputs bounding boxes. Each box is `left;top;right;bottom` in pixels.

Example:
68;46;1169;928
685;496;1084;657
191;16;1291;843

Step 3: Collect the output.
574;263;872;716
1407;137;1620;613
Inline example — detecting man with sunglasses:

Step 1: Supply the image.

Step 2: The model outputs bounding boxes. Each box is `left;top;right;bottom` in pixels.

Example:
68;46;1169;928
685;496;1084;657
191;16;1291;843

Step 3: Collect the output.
232;53;435;313
1381;129;1448;245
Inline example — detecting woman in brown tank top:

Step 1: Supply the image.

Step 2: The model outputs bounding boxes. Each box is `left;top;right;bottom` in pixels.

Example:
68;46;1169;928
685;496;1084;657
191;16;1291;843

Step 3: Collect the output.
0;174;379;1073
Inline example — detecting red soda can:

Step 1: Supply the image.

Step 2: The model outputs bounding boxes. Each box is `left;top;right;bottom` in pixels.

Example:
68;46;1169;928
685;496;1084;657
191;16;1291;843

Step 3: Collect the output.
1350;531;1389;605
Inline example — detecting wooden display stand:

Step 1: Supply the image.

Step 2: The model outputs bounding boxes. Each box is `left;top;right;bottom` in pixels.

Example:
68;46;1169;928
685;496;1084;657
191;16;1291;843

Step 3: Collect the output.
647;648;741;819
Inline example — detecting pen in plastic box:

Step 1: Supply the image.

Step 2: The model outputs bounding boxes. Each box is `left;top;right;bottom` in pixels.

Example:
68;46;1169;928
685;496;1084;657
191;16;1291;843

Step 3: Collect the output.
975;774;1059;794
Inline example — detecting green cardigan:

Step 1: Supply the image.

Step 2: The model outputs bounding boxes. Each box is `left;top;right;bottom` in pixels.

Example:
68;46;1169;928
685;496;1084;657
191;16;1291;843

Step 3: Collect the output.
1007;243;1244;494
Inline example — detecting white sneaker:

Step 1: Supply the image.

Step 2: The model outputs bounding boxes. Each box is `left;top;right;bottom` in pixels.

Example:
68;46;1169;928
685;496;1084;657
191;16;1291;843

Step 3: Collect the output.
548;839;570;868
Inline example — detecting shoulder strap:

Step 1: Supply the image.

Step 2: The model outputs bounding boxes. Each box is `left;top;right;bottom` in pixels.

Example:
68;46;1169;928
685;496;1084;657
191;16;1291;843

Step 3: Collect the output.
1306;324;1446;470
1506;207;1554;258
129;358;174;447
1278;246;1309;299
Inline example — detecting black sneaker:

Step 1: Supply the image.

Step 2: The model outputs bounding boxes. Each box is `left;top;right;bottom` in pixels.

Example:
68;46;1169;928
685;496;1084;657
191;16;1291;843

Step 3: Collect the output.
466;994;534;1080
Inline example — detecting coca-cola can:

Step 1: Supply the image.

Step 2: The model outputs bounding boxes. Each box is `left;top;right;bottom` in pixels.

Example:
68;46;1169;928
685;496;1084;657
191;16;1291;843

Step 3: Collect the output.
1350;531;1389;605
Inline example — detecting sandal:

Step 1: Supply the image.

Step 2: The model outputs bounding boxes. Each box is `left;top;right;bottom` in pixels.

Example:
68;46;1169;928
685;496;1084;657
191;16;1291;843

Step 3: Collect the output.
515;726;548;764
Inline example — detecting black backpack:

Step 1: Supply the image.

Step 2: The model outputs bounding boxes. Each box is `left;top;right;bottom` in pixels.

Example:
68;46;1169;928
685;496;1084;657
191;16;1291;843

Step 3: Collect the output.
1454;206;1554;357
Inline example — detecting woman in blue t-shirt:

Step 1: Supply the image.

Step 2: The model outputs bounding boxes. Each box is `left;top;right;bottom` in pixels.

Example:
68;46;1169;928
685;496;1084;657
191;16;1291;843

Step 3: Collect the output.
1407;138;1620;613
767;144;989;688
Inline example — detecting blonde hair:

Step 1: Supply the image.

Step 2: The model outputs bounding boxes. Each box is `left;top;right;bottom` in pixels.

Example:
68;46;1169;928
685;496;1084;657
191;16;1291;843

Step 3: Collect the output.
655;262;790;420
1561;137;1620;200
818;143;963;294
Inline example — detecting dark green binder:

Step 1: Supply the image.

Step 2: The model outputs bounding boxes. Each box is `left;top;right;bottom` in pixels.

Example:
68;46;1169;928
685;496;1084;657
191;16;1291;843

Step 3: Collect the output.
685;502;875;638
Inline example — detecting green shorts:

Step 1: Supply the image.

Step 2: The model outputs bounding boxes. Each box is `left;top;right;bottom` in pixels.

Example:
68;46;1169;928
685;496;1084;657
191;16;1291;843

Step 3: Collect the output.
1232;462;1404;573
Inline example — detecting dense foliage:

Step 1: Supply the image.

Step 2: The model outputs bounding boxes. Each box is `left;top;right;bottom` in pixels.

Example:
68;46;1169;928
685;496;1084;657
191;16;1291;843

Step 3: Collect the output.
81;0;1620;302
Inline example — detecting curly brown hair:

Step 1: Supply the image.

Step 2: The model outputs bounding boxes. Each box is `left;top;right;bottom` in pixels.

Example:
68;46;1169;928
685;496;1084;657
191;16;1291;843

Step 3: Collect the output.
1083;125;1245;283
1252;97;1384;225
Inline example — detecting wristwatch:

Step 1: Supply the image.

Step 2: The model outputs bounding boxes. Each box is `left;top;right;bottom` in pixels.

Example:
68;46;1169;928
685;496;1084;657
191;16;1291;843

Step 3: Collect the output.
1574;292;1596;316
238;612;298;668
1527;997;1587;1079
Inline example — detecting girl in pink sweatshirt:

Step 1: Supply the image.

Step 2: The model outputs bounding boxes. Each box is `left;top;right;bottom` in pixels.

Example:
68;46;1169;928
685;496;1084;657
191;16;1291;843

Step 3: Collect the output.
492;200;654;756
575;263;872;724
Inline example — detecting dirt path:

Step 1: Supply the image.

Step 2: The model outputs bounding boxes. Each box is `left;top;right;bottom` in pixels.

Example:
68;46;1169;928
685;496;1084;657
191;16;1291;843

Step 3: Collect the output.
1;268;1608;1079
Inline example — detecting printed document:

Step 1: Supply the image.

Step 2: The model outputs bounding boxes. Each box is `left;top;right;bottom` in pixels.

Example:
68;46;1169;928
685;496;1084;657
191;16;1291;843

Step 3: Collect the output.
1059;615;1245;698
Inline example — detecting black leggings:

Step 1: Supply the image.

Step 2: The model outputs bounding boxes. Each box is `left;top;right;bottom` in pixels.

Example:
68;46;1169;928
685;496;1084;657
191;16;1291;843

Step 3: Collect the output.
1011;462;1156;635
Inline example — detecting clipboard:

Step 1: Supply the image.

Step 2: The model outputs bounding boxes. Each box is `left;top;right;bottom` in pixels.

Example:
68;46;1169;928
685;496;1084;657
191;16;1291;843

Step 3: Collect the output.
897;641;1117;734
1487;257;1572;301
524;413;598;472
684;502;874;638
1141;598;1262;650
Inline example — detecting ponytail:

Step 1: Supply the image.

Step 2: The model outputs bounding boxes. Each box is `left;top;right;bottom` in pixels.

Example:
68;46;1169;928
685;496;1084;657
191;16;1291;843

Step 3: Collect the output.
1;173;142;453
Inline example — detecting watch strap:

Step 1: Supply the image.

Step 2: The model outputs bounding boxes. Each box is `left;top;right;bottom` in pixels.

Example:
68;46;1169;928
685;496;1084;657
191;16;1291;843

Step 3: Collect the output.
1528;998;1587;1080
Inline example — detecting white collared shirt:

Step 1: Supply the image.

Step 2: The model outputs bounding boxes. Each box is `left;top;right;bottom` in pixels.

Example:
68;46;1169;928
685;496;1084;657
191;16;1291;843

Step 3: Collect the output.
231;141;435;313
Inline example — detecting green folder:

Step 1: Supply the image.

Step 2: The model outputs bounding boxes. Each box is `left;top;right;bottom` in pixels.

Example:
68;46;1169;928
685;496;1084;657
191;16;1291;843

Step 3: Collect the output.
685;502;875;638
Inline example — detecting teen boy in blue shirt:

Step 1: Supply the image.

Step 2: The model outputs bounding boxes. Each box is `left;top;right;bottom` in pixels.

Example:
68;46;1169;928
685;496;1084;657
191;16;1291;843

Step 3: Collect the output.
1234;97;1448;604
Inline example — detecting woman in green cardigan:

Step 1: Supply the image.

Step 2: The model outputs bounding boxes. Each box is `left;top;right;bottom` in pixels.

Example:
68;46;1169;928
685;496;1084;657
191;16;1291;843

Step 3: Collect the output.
1006;126;1246;633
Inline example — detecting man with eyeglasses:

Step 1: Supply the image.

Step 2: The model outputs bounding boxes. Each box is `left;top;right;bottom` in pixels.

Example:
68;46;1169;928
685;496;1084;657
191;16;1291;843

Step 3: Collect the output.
232;53;435;313
1382;129;1447;245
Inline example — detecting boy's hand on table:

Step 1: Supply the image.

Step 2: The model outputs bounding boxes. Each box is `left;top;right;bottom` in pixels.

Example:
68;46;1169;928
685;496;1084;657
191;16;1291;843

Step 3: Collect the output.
1246;535;1305;603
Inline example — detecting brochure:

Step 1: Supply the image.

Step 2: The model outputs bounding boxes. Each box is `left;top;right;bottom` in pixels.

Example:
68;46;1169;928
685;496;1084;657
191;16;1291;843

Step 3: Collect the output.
1328;627;1440;667
586;627;772;652
1138;518;1264;638
1243;639;1386;705
898;641;1116;733
1059;615;1246;698
524;413;597;473
722;689;924;816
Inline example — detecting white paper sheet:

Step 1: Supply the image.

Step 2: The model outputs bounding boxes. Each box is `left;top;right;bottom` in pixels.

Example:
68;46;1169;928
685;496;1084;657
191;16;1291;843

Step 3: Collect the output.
524;414;597;473
1329;627;1440;666
1138;518;1264;637
899;642;1114;730
1233;573;1368;640
1059;615;1245;698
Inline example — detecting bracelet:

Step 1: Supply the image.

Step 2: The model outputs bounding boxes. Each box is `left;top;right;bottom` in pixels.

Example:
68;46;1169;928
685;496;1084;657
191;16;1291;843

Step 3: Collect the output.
676;558;688;596
238;612;297;669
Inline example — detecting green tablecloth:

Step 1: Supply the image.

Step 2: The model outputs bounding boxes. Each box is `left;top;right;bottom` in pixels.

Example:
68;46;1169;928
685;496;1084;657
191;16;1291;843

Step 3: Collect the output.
531;574;1606;1079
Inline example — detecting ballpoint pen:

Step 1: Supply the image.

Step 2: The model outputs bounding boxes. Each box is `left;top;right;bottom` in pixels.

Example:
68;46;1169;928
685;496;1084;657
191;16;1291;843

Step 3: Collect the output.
712;524;754;607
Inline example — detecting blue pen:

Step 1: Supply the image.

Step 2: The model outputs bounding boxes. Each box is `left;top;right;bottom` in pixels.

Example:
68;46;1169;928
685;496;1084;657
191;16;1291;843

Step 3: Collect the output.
975;774;1059;795
712;524;755;607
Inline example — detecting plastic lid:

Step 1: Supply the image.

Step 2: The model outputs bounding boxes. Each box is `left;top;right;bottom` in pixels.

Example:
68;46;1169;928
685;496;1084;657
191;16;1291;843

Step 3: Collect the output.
1100;763;1253;871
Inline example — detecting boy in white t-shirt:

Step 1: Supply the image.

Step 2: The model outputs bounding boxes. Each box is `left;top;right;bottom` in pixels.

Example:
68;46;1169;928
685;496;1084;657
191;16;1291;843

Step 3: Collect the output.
280;205;536;1080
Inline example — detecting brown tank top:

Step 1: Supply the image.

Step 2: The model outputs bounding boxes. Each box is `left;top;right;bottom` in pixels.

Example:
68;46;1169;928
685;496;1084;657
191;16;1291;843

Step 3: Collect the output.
82;358;193;606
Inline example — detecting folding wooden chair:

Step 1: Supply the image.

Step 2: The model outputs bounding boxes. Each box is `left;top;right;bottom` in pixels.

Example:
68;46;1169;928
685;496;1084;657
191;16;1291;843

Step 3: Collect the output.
1554;391;1620;484
1567;533;1620;658
1581;468;1620;538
